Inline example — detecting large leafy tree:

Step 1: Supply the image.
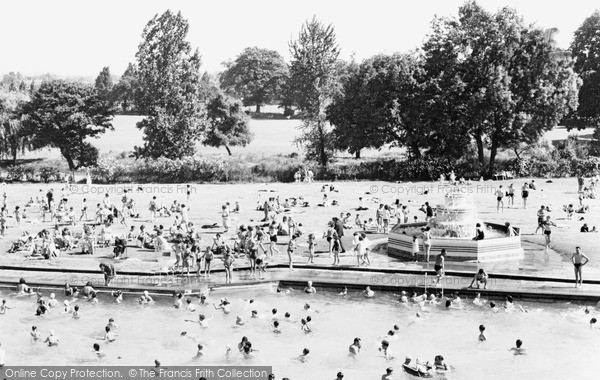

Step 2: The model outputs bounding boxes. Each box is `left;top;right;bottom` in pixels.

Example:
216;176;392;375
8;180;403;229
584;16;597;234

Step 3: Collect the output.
134;10;204;158
220;47;288;113
0;90;31;164
289;16;341;166
204;93;253;155
421;1;580;174
110;63;139;112
328;54;428;159
566;11;600;130
94;66;114;100
20;80;115;170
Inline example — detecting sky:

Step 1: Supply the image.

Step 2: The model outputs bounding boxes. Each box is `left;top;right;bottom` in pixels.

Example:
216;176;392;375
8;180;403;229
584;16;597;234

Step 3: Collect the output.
1;0;599;78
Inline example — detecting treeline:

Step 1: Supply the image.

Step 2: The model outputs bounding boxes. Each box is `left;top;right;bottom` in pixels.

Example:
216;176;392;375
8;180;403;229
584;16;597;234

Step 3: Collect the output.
2;1;600;177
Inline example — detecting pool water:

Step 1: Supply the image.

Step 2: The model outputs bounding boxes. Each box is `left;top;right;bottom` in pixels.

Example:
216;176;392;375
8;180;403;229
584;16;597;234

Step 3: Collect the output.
0;287;599;379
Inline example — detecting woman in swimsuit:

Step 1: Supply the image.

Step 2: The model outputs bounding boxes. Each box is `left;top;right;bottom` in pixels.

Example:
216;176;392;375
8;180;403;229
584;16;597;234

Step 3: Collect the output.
222;249;235;284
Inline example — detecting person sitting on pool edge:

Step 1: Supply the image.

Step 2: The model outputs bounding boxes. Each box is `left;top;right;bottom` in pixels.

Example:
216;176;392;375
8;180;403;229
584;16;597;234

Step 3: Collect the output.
468;268;489;289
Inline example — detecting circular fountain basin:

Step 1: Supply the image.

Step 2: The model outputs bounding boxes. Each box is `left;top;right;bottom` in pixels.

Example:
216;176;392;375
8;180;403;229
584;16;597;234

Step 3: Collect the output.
387;221;524;262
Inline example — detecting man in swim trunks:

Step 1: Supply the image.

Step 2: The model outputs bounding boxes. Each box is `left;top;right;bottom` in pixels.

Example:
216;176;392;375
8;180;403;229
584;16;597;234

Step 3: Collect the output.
434;249;446;287
571;246;590;287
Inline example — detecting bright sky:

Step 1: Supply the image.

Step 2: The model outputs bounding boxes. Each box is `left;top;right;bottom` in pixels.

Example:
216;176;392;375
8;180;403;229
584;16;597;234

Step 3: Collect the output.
1;0;598;78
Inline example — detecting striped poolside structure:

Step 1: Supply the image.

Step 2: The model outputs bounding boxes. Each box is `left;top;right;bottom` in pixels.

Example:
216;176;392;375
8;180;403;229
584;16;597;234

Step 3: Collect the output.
387;222;524;262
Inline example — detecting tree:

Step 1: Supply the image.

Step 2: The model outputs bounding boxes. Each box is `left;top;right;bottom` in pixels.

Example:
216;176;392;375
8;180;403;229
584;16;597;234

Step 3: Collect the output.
199;71;220;102
421;1;580;174
328;54;428;159
566;11;600;129
289;16;341;166
1;72;23;89
204;93;253;155
220;47;288;113
134;10;204;158
135;105;204;159
20;80;115;170
0;90;31;164
94;66;114;100
18;81;27;92
110;63;139;112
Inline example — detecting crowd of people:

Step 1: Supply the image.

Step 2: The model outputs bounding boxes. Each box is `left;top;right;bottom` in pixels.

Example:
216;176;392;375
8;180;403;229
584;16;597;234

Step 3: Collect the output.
6;276;596;377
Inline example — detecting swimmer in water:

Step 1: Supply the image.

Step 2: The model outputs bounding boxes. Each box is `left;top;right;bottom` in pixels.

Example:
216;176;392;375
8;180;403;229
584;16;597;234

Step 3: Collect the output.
235;316;246;326
304;281;316;294
590;318;597;327
174;293;183;309
349;338;361;355
364;286;375;298
380;330;398;341
89;292;98;305
111;290;123;304
104;326;118;342
93;343;105;358
139;291;154;304
433;355;448;370
72;305;82;319
397;291;408;304
47;293;58;308
283;312;297;323
185;314;213;328
251;310;258;319
44;330;59;346
509;339;526;355
270;320;282;334
196;344;204;357
297;348;310;362
379;340;394;361
186;299;197;312
478;325;486;341
473;293;486;307
0;300;14;314
107;318;119;329
62;300;73;314
214;298;231;314
242;342;259;356
300;318;311;333
238;337;249;352
30;326;41;342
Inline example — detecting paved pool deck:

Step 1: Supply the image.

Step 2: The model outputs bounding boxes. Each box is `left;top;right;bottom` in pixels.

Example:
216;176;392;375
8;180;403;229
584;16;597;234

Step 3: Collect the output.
2;261;599;303
2;232;599;303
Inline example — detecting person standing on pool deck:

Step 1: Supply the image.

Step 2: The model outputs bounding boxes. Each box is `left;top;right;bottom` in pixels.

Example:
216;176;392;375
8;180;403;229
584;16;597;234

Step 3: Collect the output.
287;234;297;271
495;185;505;213
99;263;116;286
571;247;590;287
434;249;447;287
542;216;556;252
521;183;529;209
507;183;515;208
534;205;546;234
422;227;432;262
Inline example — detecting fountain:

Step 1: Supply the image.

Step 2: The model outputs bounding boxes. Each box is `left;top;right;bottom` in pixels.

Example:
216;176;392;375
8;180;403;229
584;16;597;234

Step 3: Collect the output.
387;188;524;262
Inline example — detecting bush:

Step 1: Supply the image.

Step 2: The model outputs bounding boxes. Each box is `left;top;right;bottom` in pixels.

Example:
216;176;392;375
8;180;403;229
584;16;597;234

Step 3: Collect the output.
38;166;60;183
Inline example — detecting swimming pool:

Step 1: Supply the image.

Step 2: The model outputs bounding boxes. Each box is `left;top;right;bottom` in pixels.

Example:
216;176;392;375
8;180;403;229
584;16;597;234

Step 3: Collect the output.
0;286;598;379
